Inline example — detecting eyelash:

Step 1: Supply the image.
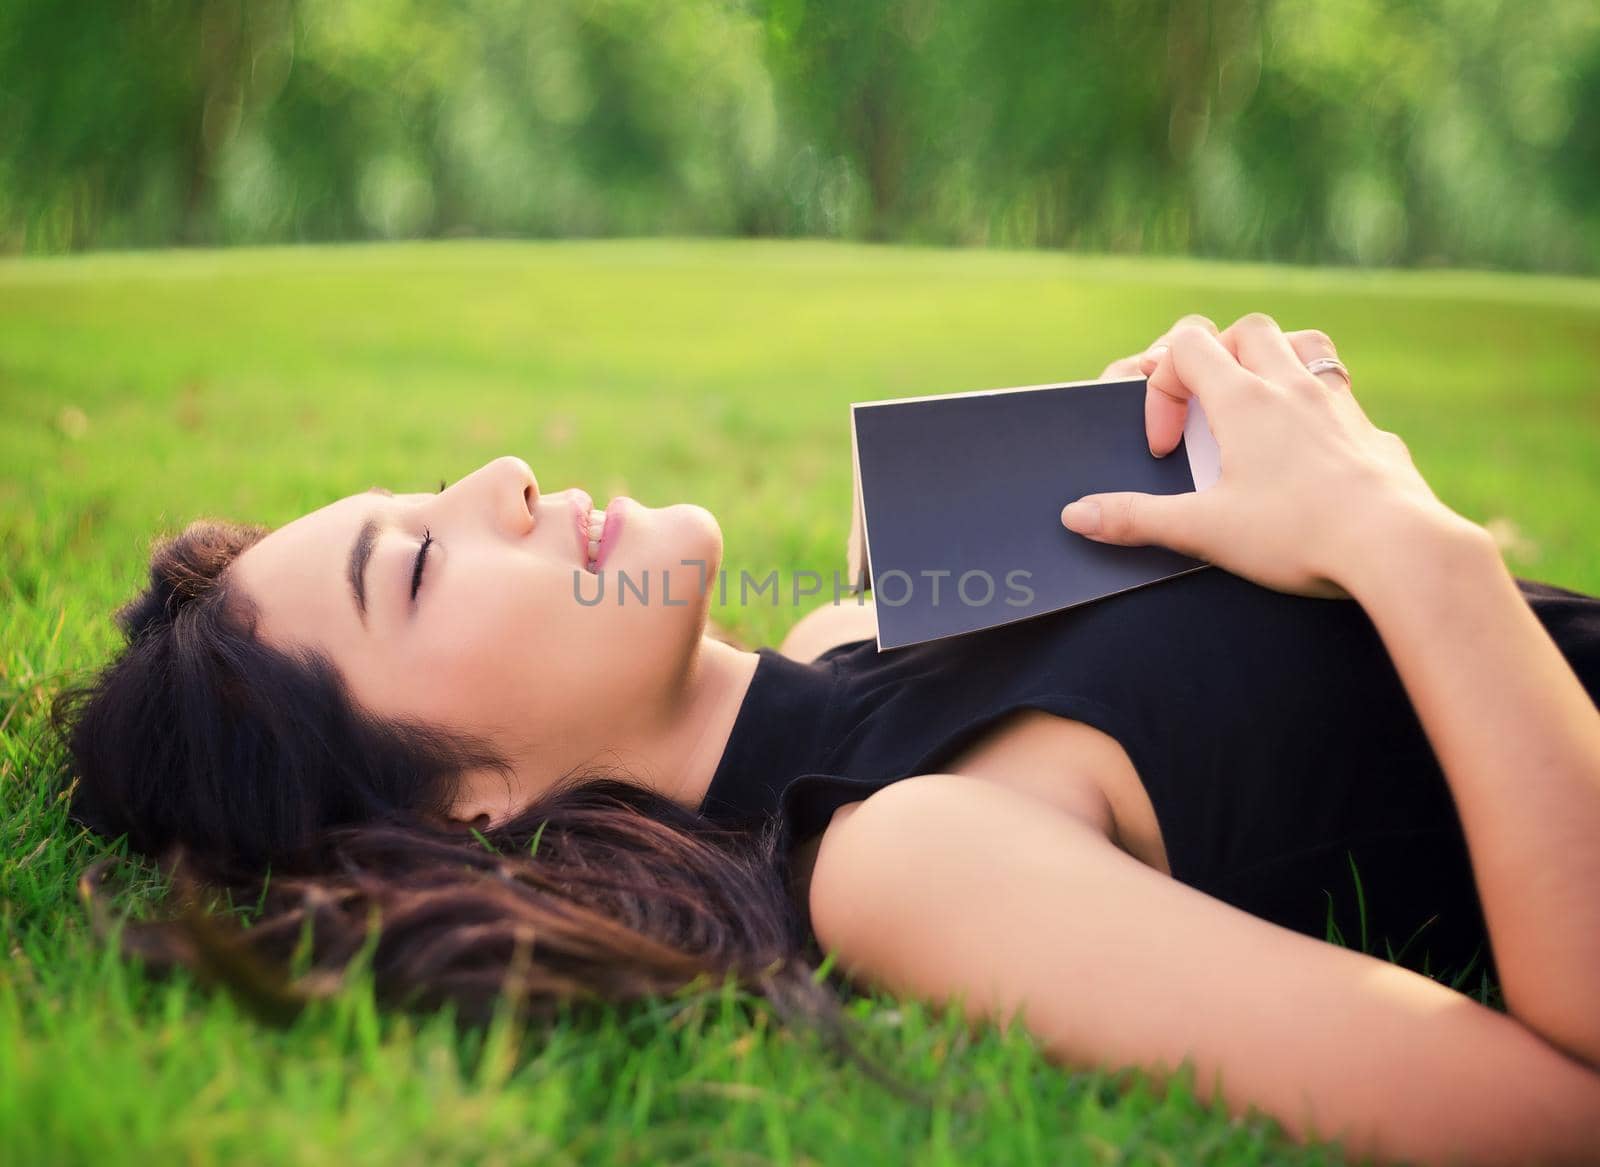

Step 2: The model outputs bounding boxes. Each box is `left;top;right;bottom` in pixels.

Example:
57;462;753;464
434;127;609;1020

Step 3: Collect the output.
402;480;446;603
410;528;434;601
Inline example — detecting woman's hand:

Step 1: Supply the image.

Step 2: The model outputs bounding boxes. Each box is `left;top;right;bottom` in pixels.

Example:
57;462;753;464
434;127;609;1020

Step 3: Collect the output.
1065;313;1486;600
1098;313;1357;458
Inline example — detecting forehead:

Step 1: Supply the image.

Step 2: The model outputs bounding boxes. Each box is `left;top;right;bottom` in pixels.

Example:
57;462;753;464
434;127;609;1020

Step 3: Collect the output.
230;491;378;651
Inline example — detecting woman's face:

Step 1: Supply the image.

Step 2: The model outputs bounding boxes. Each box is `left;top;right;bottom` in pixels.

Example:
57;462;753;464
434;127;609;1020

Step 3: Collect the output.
229;455;724;821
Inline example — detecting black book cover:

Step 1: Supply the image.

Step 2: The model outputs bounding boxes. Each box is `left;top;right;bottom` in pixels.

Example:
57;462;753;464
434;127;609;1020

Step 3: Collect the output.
846;377;1221;650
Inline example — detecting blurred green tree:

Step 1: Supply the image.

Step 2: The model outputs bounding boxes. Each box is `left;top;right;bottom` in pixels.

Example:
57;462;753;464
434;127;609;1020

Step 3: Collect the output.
1;0;1595;271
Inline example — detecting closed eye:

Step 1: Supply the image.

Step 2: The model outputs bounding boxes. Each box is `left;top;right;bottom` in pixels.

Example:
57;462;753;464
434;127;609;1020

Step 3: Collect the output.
410;528;434;602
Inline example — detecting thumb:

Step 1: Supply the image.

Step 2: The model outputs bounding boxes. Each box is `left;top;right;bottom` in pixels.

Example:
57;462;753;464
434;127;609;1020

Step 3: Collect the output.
1060;490;1209;556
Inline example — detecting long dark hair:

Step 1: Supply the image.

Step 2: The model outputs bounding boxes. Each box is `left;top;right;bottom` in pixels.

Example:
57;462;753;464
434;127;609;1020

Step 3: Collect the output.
53;519;938;1102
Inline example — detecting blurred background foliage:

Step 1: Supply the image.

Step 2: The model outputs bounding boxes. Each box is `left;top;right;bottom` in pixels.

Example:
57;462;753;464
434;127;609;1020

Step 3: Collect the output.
2;0;1597;271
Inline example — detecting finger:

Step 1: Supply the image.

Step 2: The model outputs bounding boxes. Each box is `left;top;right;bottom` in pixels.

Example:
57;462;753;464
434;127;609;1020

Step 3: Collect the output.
1135;314;1220;376
1135;316;1223;450
1284;329;1352;393
1144;324;1257;457
1060;488;1214;559
1100;355;1148;379
1143;358;1188;458
1164;313;1221;342
1217;313;1308;387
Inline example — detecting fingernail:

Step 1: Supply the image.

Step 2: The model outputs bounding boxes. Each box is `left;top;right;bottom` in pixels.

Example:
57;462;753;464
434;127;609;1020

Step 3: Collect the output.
1138;344;1168;373
1061;499;1101;535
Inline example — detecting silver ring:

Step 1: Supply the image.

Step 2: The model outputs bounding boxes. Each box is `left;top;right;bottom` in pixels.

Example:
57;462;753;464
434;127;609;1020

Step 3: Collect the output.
1304;356;1350;386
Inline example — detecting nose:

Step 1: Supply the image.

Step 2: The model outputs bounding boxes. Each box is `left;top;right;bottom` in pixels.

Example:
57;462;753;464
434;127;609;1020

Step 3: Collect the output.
453;455;538;537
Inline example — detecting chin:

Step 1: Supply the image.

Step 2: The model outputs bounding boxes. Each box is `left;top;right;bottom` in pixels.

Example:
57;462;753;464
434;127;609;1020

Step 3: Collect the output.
662;502;722;559
664;500;718;528
615;502;721;596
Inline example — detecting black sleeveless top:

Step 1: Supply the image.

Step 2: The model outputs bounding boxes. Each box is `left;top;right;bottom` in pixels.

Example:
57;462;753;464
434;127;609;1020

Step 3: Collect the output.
697;567;1600;981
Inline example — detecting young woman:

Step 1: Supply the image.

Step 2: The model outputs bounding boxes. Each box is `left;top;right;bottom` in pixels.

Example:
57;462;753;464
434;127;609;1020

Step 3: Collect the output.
59;314;1600;1166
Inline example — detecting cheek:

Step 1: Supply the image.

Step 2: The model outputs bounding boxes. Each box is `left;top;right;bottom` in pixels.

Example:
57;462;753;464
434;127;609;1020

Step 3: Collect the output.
400;570;588;727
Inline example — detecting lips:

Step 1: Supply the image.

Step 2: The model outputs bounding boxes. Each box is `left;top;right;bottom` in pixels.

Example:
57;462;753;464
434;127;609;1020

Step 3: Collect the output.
592;497;626;570
567;489;631;572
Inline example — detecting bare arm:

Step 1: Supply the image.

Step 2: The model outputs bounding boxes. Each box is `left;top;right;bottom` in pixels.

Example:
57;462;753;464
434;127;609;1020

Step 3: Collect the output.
1065;316;1600;1069
1339;502;1600;1066
810;775;1600;1167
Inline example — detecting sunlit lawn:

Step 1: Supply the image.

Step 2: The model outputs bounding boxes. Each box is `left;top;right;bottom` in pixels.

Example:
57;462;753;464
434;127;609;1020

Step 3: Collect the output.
3;239;1598;1165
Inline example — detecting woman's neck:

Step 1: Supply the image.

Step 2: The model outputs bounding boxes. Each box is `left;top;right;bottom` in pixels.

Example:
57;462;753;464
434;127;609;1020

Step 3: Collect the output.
638;636;762;814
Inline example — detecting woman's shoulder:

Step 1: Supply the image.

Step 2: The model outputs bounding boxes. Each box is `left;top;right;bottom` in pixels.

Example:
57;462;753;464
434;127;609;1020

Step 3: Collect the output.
787;758;1126;941
776;598;878;664
793;773;1117;960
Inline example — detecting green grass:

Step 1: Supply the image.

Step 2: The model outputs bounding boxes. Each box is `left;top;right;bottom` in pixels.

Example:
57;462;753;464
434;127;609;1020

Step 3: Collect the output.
3;239;1598;1165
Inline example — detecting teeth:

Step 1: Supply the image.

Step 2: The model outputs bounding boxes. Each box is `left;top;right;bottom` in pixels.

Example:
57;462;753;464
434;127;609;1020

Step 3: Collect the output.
585;508;606;571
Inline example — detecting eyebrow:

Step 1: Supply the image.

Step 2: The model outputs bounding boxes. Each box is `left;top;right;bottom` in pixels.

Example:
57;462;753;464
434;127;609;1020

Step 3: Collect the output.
348;518;382;623
347;488;394;624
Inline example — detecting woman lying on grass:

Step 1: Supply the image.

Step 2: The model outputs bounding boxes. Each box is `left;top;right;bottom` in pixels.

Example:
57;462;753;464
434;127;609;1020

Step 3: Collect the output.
56;313;1600;1165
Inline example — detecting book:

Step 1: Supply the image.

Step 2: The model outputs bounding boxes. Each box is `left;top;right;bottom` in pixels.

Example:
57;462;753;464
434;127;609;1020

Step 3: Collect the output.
845;376;1222;650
